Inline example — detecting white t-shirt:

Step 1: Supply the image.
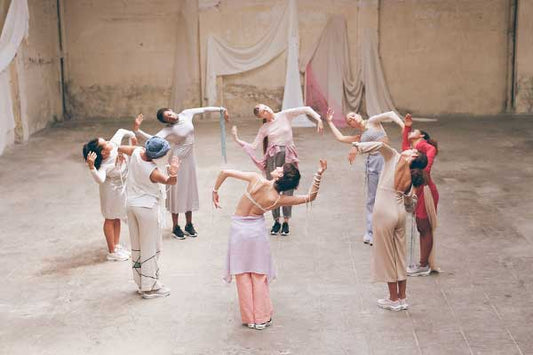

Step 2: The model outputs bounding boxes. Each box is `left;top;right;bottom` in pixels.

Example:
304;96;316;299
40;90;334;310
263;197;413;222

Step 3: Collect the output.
126;148;161;208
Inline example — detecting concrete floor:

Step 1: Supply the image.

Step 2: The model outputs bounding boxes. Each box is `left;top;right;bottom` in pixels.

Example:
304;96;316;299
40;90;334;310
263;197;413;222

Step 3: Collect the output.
0;116;532;355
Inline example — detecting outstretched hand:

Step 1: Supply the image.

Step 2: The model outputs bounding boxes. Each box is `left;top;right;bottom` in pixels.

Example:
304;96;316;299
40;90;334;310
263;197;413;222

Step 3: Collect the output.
318;159;327;174
317;120;324;134
86;151;97;169
134;113;144;131
348;146;358;165
231;125;238;139
167;156;180;176
223;108;230;122
404;113;412;127
212;191;221;209
326;107;334;123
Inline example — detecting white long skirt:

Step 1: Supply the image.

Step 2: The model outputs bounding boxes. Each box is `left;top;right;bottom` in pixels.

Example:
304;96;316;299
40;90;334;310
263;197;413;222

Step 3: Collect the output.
166;146;199;214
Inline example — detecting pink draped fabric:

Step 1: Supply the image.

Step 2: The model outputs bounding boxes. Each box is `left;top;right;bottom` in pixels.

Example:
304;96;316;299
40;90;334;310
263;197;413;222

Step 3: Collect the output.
239;141;299;173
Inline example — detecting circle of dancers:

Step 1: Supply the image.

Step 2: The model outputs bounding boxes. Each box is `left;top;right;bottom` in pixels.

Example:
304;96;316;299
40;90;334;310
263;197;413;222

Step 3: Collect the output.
82;103;439;328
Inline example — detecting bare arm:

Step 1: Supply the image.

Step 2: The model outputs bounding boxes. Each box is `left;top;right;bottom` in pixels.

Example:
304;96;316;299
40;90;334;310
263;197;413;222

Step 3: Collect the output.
212;170;260;208
181;106;229;122
326;108;360;144
353;141;396;160
149;156;180;185
277;160;327;206
118;145;137;156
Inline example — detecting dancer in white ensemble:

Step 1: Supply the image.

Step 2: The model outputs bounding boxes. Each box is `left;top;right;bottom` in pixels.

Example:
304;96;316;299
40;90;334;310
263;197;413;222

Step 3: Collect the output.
118;137;180;299
82;129;136;262
133;107;229;240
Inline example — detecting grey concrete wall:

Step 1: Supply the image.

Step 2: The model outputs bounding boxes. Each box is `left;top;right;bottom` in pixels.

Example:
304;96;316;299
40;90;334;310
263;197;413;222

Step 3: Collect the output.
16;0;63;139
515;0;533;113
198;0;359;118
62;0;187;120
379;0;510;116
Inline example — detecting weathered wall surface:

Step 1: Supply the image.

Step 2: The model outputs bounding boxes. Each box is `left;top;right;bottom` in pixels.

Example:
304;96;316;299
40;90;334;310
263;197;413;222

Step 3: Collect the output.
62;0;199;120
515;0;533;113
380;0;510;116
16;0;63;138
198;0;358;118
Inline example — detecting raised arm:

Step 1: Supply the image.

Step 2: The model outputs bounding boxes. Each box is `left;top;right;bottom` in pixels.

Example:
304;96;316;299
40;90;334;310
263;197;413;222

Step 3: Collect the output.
283;106;323;133
278;160;327;207
326;108;360;144
149;156;180;185
181;106;228;121
85;151;107;184
349;141;396;164
368;111;405;130
402;114;412;151
212;170;260;208
110;129;135;146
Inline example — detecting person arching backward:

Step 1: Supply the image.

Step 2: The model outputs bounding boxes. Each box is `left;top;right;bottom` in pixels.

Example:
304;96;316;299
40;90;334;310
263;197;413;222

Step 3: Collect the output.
349;141;427;311
133;106;229;240
231;103;323;237
212;159;327;330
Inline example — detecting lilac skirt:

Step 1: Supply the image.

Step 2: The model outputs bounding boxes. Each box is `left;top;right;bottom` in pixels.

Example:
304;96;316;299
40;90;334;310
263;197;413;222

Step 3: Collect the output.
224;215;276;283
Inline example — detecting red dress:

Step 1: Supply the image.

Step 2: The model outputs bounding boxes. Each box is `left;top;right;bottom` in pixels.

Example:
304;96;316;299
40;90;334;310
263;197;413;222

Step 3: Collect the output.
402;126;439;219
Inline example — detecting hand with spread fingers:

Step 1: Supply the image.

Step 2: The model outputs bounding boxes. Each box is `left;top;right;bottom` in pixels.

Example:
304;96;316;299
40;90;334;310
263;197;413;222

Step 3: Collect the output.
86;151;97;169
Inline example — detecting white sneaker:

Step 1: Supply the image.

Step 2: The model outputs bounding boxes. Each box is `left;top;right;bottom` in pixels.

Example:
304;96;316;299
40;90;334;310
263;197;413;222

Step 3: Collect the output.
115;244;131;256
399;298;408;310
363;235;373;246
106;252;129;262
242;323;255;329
407;264;431;277
377;298;402;311
254;318;272;330
142;287;171;299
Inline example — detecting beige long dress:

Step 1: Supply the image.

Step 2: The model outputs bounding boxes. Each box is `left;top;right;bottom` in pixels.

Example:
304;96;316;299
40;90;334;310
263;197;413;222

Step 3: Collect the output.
354;141;417;282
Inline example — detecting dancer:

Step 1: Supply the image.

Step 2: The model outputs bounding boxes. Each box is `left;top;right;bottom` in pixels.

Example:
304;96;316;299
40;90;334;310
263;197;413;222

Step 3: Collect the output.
213;159;327;329
231;104;323;236
118;137;180;299
133;107;229;240
326;108;404;246
82;129;136;261
349;141;426;311
401;114;439;276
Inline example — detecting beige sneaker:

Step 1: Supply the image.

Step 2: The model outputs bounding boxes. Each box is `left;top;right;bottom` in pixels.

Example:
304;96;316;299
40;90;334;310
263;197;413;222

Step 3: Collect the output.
106;252;128;262
399;298;408;310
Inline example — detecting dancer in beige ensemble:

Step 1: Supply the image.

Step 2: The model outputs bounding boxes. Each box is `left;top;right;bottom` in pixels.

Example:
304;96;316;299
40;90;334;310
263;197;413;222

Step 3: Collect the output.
349;141;427;311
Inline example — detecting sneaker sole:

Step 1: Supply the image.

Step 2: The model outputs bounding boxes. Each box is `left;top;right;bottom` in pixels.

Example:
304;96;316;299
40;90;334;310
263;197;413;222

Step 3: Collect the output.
281;233;290;236
407;270;431;277
171;233;186;240
378;304;402;312
142;292;170;299
184;231;198;238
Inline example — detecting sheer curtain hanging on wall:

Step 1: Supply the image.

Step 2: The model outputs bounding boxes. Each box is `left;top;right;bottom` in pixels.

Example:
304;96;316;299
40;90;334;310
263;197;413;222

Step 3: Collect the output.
0;0;29;155
300;0;398;127
204;0;312;127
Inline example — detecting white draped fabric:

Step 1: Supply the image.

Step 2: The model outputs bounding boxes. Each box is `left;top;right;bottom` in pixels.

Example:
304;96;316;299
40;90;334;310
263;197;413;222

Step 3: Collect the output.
0;0;29;155
204;0;311;126
300;0;398;127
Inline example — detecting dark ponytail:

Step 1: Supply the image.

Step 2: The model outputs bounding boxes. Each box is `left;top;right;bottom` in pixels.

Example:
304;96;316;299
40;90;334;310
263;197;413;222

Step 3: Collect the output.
262;119;268;154
410;168;425;187
420;130;438;155
409;151;428;187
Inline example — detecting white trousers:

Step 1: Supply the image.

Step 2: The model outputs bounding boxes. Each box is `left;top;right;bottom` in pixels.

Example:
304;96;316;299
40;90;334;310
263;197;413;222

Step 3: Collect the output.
126;205;163;291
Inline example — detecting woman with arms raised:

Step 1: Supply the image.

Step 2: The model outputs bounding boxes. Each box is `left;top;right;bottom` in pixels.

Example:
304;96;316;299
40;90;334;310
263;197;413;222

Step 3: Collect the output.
212;159;327;329
231;104;323;236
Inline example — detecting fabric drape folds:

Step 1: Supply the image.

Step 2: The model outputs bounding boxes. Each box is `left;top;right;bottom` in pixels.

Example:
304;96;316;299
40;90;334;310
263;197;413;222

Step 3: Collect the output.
0;0;29;155
204;0;311;126
300;0;398;127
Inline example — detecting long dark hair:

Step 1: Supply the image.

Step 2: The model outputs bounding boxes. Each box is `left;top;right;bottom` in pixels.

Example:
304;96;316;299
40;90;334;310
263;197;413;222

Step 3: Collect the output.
409;152;428;187
273;163;301;192
253;106;269;154
82;138;103;170
420;130;438;155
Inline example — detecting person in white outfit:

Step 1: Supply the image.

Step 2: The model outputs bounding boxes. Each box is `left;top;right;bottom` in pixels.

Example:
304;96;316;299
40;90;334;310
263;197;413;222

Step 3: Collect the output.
82;129;136;261
118;136;180;299
133;108;229;240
